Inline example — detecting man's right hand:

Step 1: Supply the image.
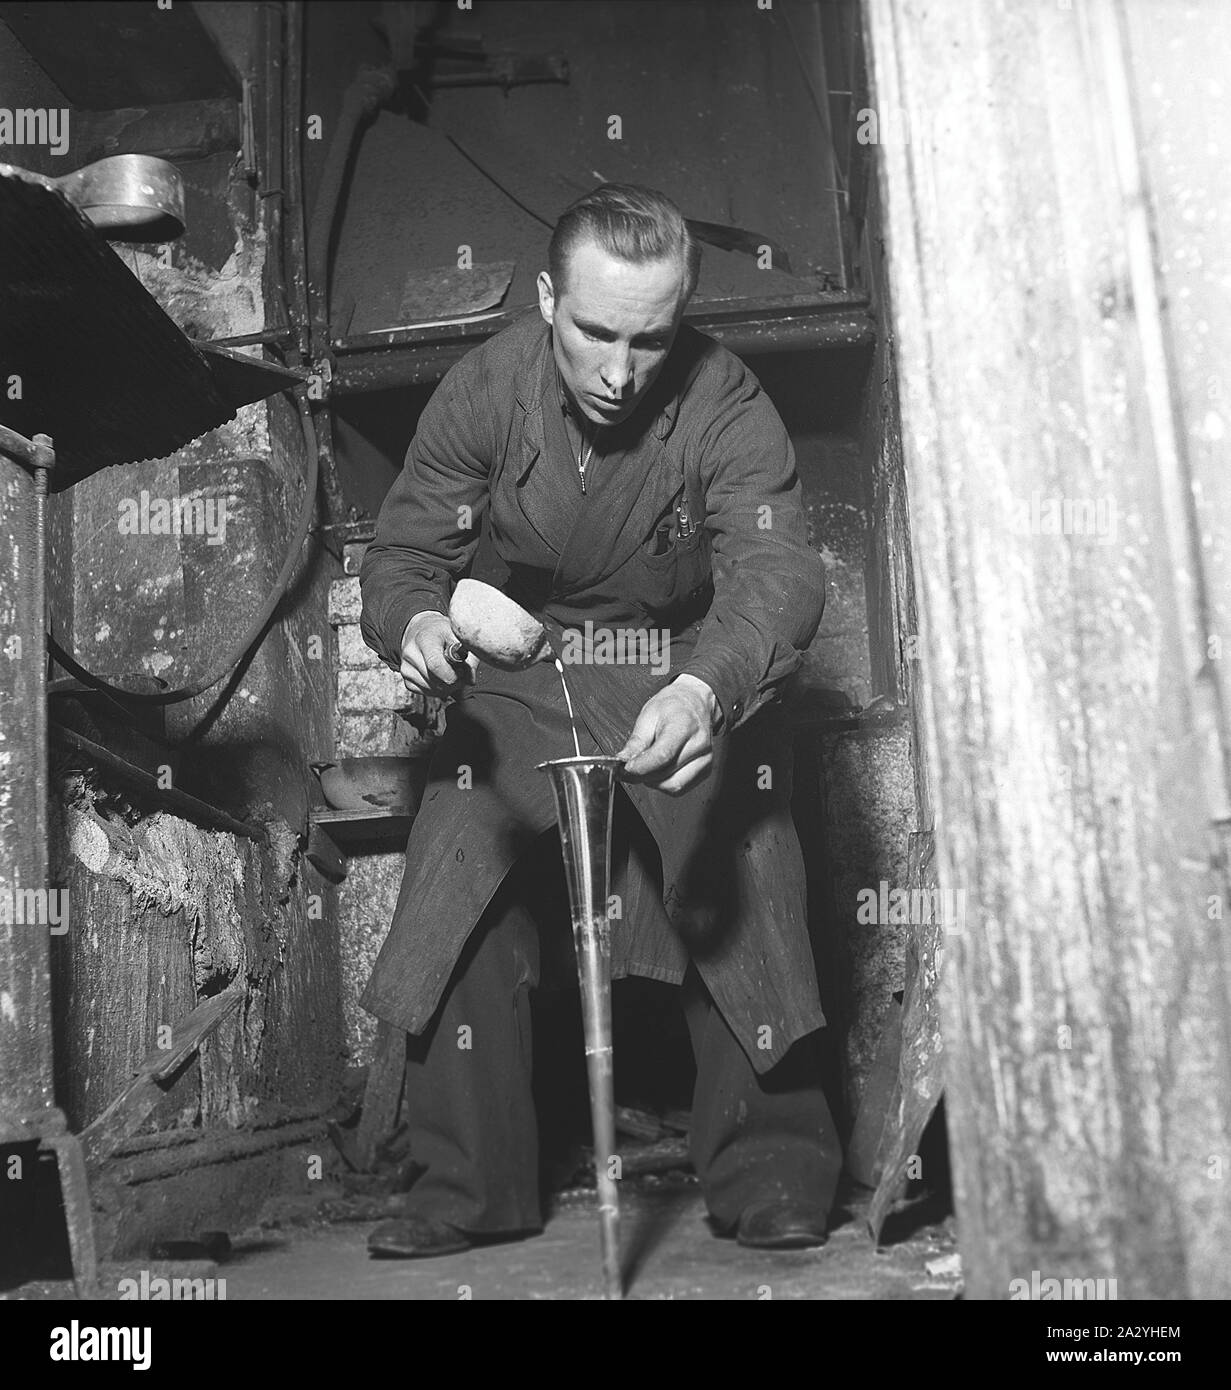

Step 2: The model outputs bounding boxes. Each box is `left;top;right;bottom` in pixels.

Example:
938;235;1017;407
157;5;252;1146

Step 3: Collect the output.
399;611;478;696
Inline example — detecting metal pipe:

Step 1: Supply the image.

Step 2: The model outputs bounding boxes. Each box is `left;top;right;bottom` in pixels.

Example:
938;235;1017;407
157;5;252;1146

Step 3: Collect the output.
283;1;310;362
204;329;295;349
305;64;396;362
259;0;294;344
539;755;624;1299
302;63;395;515
31;436;51;986
330;305;876;395
332;293;871;354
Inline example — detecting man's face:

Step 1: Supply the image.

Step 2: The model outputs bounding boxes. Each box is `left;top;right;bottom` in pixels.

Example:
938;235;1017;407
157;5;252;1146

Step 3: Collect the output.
537;238;688;428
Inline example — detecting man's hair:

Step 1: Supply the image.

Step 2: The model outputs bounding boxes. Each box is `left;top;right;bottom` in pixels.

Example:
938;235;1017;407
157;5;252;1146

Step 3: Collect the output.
548;183;700;304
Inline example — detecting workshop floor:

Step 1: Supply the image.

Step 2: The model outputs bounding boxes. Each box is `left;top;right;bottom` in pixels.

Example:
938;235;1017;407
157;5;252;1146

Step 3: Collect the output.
6;1186;959;1302
227;1192;959;1301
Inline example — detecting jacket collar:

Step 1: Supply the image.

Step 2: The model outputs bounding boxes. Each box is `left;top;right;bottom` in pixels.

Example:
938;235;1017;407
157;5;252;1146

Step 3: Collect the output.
505;316;697;595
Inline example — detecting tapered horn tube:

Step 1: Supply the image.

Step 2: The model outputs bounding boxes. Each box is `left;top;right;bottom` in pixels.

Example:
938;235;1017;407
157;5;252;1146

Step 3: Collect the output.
538;754;623;1300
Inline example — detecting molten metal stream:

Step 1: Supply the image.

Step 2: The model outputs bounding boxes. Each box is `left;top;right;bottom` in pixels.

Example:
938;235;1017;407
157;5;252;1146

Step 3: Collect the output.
554;657;583;758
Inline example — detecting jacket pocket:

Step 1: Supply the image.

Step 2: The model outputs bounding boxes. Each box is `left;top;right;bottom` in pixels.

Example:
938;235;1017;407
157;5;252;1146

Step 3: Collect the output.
634;525;712;617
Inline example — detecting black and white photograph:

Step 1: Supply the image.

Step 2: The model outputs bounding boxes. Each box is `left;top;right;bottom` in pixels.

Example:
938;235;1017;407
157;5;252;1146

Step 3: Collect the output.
0;0;1226;1334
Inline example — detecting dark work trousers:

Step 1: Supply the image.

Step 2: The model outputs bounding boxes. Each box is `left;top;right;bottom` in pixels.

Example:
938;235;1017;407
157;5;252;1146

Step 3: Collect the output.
399;822;842;1236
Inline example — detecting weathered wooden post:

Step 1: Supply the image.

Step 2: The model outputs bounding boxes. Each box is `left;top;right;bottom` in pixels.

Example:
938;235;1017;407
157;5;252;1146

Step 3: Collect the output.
0;442;55;1142
864;0;1231;1297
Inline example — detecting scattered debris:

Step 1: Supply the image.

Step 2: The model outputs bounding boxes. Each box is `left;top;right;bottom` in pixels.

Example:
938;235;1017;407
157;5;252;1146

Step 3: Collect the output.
615;1105;666;1142
149;1231;231;1263
924;1251;962;1279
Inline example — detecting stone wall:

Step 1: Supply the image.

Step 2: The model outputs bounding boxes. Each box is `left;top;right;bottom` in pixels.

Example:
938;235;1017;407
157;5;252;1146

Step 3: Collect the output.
327;564;444;1064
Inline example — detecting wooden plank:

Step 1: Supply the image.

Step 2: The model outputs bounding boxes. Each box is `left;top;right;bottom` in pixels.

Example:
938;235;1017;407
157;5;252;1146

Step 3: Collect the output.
309;808;413;845
52;725;267;843
865;831;944;1236
0;454;54;1130
844;999;900;1190
863;0;1231;1298
355;1021;407;1171
79;983;245;1166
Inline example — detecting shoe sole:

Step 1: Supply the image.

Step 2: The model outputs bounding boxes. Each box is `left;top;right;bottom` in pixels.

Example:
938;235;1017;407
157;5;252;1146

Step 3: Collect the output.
368;1236;472;1259
737;1232;829;1251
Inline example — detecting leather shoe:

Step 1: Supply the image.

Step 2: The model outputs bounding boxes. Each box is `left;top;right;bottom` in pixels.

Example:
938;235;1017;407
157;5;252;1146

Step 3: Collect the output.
367;1215;471;1259
735;1200;829;1250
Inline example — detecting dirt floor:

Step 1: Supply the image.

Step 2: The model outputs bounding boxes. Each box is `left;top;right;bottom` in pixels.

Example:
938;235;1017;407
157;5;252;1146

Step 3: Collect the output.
6;1183;961;1302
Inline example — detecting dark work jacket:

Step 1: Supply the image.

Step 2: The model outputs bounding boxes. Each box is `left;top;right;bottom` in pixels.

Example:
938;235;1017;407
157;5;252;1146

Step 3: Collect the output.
358;310;827;1072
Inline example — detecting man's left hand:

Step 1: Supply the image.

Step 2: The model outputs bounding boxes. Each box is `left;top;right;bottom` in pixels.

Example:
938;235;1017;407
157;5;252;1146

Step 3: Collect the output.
616;675;718;795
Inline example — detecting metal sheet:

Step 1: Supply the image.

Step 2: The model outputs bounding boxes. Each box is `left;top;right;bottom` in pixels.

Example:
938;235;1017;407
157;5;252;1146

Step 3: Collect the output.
0;165;292;488
397;260;514;324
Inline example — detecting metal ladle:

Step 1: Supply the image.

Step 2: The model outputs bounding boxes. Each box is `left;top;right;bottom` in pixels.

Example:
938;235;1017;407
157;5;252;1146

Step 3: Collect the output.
51;155;186;242
446;578;554;669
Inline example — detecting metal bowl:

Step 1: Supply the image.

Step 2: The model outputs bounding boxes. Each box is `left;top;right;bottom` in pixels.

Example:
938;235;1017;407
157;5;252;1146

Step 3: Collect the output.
52;155;185;243
310;751;434;815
